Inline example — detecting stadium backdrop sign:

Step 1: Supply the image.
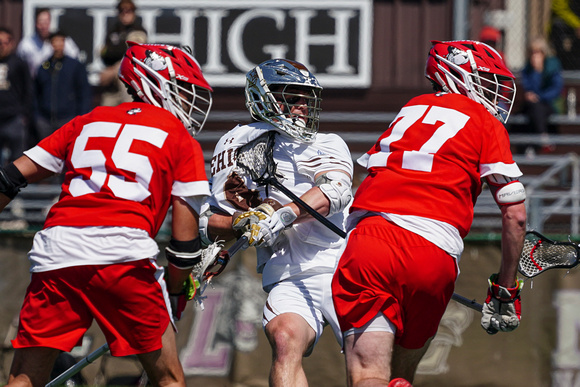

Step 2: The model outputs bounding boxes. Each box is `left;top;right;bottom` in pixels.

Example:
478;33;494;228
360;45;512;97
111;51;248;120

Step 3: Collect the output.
23;0;373;88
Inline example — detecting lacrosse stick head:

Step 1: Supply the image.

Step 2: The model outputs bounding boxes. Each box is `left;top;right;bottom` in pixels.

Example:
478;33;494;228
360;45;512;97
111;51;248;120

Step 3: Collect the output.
518;231;580;278
202;251;230;282
245;59;322;143
235;131;279;187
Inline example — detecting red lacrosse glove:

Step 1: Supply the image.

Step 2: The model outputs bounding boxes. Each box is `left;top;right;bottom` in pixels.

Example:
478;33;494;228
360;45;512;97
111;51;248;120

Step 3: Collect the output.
481;273;523;335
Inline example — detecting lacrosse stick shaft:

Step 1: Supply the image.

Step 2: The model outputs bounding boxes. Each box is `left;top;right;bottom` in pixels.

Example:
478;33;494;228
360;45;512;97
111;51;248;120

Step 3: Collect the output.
205;234;250;281
451;293;483;312
227;234;249;258
45;344;109;387
267;178;347;238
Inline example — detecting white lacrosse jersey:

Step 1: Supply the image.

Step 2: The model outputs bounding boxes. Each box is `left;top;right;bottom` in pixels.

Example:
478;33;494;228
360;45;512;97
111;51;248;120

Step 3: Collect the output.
206;121;353;289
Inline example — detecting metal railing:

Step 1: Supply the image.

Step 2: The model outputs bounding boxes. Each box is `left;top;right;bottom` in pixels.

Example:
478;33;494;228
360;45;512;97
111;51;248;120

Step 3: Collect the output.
524;153;580;236
470;153;580;237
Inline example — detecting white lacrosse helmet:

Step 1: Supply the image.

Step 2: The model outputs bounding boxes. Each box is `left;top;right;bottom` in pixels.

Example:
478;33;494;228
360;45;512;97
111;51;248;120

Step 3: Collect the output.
425;40;516;123
119;41;213;136
245;59;322;143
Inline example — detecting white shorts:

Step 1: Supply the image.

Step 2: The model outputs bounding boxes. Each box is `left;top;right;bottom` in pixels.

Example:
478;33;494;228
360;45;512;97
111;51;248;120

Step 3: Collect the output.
262;271;342;355
343;312;397;338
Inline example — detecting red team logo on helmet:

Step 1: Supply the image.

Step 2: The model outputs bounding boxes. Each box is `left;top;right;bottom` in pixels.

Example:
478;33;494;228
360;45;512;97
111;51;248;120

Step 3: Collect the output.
446;46;469;66
143;50;168;71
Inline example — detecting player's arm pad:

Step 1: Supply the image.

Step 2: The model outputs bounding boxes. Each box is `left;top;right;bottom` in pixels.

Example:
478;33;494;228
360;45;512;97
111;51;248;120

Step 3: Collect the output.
165;237;202;269
485;174;526;207
316;171;352;216
199;205;220;247
0;163;28;200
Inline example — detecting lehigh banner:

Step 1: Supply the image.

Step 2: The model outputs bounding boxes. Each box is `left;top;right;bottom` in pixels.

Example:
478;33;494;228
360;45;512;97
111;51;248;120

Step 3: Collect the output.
22;0;373;88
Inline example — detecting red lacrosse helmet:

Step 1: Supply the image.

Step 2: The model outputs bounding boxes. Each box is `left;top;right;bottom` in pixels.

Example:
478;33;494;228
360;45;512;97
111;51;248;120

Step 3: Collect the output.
425;40;516;123
119;41;213;136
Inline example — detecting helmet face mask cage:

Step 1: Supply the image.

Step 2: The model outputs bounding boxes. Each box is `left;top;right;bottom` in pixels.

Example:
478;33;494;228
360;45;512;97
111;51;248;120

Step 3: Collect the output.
245;59;322;143
471;72;515;123
119;43;213;136
425;40;516;124
166;80;212;134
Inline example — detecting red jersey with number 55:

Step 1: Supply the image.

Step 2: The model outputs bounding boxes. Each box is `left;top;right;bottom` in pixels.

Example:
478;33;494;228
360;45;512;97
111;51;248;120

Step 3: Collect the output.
24;102;208;237
353;92;521;238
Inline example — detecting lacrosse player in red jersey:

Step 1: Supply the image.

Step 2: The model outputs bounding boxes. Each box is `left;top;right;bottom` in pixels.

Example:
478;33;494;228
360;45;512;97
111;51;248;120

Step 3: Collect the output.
332;40;528;386
200;58;353;386
0;41;219;387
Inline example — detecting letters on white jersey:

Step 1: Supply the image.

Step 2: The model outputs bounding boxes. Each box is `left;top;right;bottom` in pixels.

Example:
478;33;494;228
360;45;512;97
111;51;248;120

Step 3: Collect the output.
206;122;353;287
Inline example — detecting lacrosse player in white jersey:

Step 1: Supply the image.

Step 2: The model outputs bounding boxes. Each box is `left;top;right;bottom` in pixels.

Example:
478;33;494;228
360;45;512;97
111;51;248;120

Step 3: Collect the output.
200;58;353;386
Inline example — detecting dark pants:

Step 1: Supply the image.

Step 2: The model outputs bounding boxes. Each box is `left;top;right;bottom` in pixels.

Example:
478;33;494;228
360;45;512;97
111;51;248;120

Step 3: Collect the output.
35;116;75;141
0;114;27;165
523;100;553;135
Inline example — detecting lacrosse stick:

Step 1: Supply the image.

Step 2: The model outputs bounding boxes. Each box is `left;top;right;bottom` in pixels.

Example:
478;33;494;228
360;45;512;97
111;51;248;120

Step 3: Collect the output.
450;293;483;312
236;132;485;312
518;230;580;278
45;344;109;387
191;233;252;310
235;131;347;238
202;234;249;282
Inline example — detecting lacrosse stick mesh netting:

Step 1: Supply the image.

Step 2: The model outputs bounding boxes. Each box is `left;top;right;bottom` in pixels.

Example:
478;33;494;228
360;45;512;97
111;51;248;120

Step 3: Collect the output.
518;233;579;278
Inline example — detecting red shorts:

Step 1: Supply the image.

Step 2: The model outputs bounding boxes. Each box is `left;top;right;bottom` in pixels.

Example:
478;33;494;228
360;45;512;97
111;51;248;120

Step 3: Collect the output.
12;259;170;357
332;216;458;349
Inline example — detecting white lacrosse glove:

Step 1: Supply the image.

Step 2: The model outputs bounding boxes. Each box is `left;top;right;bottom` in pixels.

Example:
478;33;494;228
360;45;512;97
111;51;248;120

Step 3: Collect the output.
232;203;275;246
255;206;298;247
481;273;524;335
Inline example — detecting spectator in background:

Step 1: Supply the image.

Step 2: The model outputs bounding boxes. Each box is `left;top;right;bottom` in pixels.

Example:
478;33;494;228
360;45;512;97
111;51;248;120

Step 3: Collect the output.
0;27;33;165
34;31;92;140
99;0;147;106
521;36;564;155
550;0;580;70
17;8;80;79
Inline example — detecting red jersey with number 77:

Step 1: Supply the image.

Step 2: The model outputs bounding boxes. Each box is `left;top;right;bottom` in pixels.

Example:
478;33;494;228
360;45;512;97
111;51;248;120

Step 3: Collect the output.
25;102;208;237
353;92;522;238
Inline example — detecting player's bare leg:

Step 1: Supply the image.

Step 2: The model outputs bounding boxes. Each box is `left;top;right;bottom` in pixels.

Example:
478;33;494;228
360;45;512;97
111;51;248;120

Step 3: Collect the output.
137;324;185;387
343;331;394;387
8;347;61;387
390;337;433;383
265;312;316;387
